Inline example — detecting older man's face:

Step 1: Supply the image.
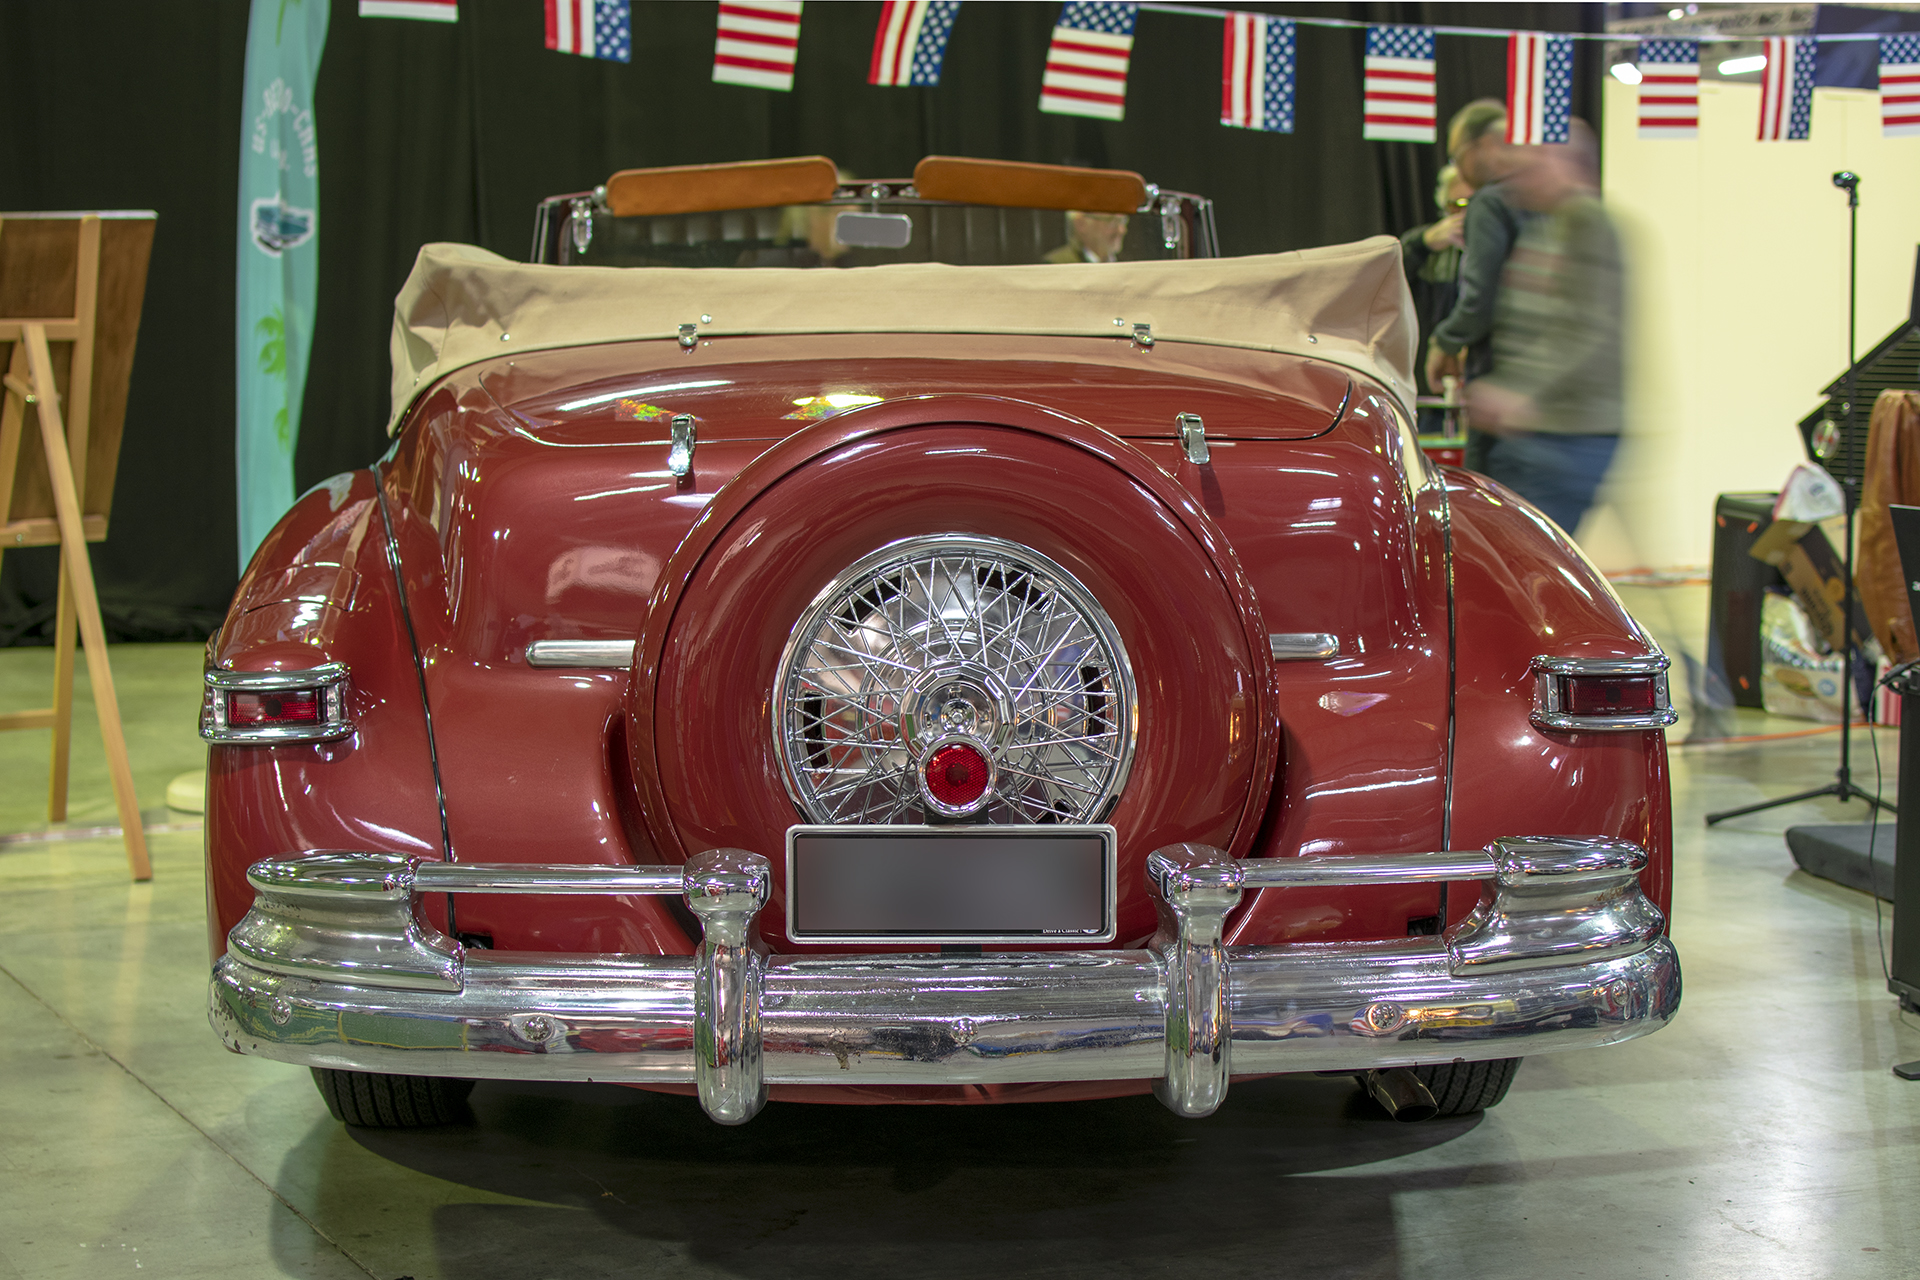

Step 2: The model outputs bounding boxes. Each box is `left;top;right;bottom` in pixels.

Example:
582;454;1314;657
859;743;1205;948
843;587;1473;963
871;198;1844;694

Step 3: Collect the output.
1074;212;1128;260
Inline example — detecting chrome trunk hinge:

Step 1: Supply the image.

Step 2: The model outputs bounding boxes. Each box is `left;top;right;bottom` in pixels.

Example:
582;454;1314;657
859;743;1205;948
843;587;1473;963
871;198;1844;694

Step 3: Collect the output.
669;414;697;479
1132;322;1154;349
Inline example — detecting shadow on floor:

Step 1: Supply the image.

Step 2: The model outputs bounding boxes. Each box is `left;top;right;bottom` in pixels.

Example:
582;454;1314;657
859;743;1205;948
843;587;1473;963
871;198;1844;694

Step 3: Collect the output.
287;1075;1490;1279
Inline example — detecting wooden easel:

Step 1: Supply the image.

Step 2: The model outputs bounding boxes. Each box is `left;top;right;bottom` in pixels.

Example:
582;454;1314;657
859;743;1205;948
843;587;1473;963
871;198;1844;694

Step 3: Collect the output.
0;212;156;881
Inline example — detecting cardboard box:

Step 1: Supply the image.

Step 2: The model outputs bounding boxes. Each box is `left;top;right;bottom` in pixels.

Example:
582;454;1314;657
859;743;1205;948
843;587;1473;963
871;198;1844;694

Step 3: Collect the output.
1749;520;1873;655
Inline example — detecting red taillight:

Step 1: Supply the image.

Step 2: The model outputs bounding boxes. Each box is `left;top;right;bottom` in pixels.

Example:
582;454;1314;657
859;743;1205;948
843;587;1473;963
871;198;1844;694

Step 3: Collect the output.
925;742;990;808
1558;676;1658;718
227;689;322;727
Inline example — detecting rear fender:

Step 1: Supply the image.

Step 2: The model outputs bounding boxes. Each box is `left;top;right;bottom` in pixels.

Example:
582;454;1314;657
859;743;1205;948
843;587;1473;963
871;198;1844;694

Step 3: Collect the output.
1444;471;1673;919
204;469;444;959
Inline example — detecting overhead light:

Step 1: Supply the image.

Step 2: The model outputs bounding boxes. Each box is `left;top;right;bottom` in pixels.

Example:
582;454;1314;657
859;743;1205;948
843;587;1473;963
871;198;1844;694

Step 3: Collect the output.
1668;7;1684;18
1719;54;1767;75
1610;62;1643;85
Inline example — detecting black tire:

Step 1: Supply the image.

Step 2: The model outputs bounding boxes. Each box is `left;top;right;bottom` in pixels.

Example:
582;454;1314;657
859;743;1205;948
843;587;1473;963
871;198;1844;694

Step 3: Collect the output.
1412;1057;1522;1117
311;1067;475;1127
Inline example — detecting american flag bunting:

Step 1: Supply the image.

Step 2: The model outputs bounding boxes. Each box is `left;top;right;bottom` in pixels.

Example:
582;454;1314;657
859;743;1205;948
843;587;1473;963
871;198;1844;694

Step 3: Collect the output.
1636;40;1698;139
869;0;961;87
1506;32;1574;144
359;0;456;19
1220;13;1296;133
1362;26;1436;143
1758;36;1815;140
1039;2;1138;122
1881;34;1920;137
714;0;803;92
546;0;629;62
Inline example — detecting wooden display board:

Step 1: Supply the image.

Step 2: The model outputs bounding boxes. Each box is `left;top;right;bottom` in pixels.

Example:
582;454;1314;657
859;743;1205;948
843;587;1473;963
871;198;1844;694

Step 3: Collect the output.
0;211;156;880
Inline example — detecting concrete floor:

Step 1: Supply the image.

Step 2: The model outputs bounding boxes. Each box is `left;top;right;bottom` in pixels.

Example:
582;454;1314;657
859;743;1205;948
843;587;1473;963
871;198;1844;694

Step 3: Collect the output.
3;586;1919;1279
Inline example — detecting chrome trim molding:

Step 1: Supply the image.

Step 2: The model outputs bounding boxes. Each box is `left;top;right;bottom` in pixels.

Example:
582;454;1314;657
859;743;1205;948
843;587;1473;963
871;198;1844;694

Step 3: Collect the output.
1268;632;1340;660
211;836;1680;1126
200;662;353;745
525;639;637;669
1530;653;1679;732
772;534;1138;827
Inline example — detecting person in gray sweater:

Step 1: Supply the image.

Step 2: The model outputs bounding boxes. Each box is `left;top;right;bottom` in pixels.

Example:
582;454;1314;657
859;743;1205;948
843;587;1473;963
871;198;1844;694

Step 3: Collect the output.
1461;121;1624;536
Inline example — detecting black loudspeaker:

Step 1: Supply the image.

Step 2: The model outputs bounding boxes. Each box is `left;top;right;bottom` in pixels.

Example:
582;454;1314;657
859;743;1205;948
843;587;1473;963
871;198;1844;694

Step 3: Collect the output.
1798;247;1920;490
1888;504;1920;1015
1706;492;1785;710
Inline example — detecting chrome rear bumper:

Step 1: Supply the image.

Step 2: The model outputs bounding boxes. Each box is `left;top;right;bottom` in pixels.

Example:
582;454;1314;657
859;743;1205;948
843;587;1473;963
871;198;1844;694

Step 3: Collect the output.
209;838;1680;1124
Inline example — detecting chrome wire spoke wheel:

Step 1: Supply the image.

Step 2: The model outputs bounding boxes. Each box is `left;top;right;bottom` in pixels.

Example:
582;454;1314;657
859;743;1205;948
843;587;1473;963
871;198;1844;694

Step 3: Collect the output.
775;534;1136;825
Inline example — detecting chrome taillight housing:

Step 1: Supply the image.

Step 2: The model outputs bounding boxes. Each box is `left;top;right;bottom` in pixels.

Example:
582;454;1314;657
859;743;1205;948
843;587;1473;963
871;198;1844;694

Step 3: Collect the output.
201;663;353;744
1530;654;1677;732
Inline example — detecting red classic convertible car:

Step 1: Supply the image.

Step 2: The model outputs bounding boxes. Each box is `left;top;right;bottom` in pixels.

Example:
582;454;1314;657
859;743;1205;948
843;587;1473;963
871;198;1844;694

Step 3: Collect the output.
203;156;1679;1129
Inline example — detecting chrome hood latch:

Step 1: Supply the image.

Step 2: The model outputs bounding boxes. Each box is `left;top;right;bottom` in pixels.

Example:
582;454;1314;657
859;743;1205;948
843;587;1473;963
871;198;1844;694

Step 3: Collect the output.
1177;412;1208;465
669;413;697;480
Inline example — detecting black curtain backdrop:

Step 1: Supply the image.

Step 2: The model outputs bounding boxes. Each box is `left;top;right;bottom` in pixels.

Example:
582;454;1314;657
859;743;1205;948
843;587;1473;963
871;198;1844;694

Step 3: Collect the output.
0;0;1599;645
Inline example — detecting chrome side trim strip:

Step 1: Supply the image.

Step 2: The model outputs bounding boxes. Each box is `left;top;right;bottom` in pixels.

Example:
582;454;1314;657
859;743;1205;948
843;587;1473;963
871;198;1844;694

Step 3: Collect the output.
415;863;683;894
1530;653;1679;732
1268;632;1339;660
525;639;637;669
212;837;1679;1124
1240;849;1497;887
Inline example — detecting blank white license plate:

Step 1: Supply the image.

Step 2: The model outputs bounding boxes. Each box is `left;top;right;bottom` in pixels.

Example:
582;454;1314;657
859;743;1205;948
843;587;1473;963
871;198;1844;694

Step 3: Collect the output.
784;824;1117;945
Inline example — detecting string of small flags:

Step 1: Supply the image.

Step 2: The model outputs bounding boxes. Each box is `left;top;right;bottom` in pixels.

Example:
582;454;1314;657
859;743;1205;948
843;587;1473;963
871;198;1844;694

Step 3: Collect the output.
354;1;1920;143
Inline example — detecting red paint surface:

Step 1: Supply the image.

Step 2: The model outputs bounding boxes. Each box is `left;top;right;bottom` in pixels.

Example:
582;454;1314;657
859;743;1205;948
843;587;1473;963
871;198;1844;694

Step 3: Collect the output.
1442;469;1674;917
205;334;1672;1032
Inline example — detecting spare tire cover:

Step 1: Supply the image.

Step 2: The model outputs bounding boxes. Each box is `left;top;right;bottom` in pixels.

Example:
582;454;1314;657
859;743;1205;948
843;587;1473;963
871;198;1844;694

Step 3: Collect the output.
628;407;1275;948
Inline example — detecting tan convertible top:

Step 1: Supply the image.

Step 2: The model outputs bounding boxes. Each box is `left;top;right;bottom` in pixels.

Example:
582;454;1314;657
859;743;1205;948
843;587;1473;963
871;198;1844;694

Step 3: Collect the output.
387;237;1416;434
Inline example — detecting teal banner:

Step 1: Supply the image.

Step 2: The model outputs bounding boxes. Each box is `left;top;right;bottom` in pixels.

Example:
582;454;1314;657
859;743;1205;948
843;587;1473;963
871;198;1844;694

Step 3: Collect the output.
235;0;328;570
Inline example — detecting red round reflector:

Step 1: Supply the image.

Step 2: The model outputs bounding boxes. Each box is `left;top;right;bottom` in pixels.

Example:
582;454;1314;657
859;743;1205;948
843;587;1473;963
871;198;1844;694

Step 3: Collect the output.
925;742;990;808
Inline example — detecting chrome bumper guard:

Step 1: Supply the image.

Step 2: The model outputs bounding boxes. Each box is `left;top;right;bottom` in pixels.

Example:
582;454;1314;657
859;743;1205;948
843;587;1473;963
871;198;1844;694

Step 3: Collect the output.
210;837;1680;1125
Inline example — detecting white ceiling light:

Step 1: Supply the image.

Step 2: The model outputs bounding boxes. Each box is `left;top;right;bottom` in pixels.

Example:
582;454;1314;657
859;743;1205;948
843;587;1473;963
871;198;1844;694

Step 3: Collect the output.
1719;54;1768;75
1610;62;1643;85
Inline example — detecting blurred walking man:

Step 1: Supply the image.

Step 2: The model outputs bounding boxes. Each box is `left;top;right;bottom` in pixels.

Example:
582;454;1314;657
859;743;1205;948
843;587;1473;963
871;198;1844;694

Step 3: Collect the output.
1463;122;1624;536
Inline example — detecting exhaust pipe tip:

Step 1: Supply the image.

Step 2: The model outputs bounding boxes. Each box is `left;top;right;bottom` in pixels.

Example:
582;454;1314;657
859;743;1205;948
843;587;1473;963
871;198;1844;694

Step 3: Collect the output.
1361;1067;1438;1122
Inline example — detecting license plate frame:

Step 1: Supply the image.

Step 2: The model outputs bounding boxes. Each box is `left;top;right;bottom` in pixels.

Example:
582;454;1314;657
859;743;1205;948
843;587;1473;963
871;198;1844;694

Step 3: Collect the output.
784;824;1118;945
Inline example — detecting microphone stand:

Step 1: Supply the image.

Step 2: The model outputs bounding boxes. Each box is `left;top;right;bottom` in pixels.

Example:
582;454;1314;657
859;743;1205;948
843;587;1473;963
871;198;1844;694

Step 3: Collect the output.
1706;171;1894;824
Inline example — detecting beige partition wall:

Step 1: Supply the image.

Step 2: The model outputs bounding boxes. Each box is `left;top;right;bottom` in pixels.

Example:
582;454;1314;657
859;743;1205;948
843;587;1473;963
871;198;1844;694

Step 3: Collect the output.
1586;77;1920;572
